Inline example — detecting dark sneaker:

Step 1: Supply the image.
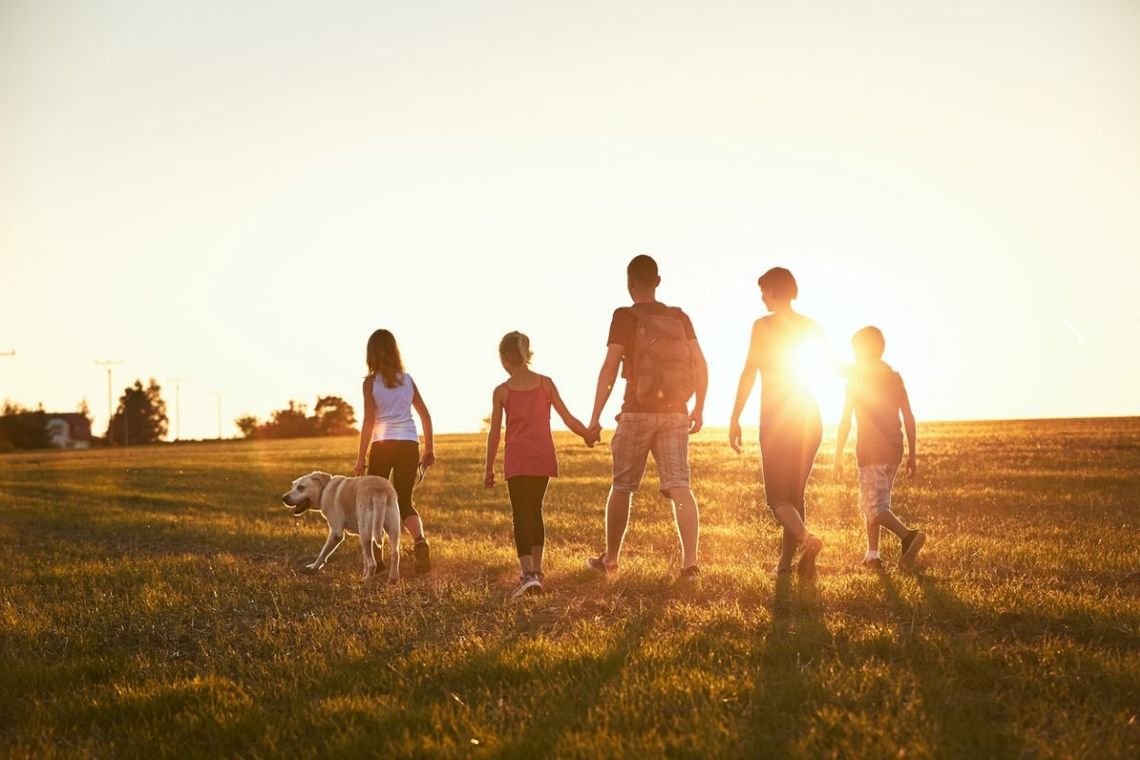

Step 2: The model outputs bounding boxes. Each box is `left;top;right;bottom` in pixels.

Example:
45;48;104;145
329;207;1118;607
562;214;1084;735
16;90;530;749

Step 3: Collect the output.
512;573;543;599
586;552;616;573
863;557;884;571
413;538;432;574
797;535;824;580
900;530;926;573
679;565;701;580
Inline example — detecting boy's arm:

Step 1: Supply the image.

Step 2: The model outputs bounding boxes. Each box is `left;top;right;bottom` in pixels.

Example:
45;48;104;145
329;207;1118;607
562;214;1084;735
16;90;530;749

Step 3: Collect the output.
355;377;376;476
484;387;504;487
411;381;435;466
588;344;624;434
543;377;595;445
900;382;917;476
834;393;854;479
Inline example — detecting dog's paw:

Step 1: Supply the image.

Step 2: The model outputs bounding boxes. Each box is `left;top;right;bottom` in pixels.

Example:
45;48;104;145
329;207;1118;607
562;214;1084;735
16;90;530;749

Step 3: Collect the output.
302;563;320;574
387;575;400;586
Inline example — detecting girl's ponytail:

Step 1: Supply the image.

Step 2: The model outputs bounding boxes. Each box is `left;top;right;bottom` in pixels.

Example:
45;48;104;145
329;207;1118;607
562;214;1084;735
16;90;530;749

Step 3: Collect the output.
499;331;533;368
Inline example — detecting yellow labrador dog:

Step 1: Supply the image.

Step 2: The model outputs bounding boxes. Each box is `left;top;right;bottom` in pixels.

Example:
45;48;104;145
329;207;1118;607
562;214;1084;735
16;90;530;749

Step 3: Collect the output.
281;471;401;583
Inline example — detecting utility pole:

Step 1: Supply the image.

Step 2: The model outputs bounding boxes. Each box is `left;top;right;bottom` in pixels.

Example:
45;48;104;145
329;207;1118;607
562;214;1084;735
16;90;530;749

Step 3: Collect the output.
210;391;227;440
95;360;124;443
168;377;185;441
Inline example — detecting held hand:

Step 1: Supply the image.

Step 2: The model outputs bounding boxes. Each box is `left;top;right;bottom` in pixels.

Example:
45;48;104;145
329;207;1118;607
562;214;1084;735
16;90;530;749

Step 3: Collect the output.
484;470;495;489
906;456;917;478
729;419;743;454
688;409;704;435
420;448;436;467
582;429;601;448
353;460;366;477
588;421;603;442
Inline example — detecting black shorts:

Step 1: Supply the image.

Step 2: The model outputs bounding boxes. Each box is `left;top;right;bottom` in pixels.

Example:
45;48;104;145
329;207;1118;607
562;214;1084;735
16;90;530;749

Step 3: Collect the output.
759;414;822;513
367;439;419;521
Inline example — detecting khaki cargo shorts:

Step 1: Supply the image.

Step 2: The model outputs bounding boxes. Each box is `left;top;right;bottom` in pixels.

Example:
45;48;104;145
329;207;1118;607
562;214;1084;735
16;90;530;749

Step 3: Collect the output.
858;463;899;522
610;412;691;495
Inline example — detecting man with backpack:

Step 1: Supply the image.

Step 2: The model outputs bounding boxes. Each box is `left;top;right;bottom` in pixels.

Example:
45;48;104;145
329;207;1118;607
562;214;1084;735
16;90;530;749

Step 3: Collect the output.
585;255;709;579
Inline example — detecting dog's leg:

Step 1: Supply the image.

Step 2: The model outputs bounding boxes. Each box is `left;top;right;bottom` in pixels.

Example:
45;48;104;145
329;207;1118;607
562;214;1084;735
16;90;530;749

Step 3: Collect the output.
359;520;377;581
385;499;401;585
306;531;343;573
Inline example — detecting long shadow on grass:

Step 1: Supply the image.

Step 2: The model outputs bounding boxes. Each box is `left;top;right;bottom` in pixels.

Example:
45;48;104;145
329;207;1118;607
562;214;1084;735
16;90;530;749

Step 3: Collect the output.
877;572;1030;759
735;574;833;758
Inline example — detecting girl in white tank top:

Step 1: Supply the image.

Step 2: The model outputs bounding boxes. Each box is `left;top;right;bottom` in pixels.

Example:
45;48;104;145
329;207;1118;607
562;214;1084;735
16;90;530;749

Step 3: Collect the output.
354;329;436;574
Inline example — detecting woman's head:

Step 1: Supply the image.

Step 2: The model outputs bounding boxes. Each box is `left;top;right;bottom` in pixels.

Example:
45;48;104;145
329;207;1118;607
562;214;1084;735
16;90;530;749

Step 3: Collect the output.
758;267;798;310
366;329;405;388
499;331;533;370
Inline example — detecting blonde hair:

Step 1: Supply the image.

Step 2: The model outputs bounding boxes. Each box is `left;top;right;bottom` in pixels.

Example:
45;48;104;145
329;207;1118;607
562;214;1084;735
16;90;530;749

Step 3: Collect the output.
499;331;533;367
366;329;405;389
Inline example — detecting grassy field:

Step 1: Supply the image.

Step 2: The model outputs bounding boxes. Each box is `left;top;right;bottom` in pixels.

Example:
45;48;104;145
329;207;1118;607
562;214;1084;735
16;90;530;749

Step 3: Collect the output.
1;418;1138;759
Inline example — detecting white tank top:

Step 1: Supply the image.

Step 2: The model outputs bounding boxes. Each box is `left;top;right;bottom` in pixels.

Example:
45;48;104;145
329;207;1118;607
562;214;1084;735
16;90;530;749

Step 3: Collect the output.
370;373;419;443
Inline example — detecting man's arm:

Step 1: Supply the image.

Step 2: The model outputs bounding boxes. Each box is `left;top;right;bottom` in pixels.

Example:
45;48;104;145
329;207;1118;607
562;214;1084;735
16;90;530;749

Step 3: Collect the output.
688;338;708;434
588;344;624;433
900;382;917;476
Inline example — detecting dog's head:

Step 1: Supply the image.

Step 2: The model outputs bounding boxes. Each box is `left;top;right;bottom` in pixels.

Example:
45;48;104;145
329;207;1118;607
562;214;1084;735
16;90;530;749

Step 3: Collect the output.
281;472;332;516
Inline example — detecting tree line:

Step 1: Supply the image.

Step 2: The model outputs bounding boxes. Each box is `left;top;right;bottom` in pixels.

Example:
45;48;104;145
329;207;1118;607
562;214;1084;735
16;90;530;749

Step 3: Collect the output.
0;379;356;450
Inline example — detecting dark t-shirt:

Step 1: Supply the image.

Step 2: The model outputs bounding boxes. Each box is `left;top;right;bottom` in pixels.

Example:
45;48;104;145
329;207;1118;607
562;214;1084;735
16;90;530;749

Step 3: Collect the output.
847;366;906;467
607;302;697;414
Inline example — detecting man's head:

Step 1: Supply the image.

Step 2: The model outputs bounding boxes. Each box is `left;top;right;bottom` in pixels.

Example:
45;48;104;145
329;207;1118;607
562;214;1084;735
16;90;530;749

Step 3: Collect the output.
626;255;661;300
851;326;886;364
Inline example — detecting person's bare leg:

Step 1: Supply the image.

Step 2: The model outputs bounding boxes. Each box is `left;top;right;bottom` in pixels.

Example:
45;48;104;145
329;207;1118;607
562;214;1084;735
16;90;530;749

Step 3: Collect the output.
668;487;700;569
866;519;880;553
778;528;798;571
605;488;633;566
876;510;910;540
518;554;534;575
531;544;544;575
772;503;808;542
404;515;425;541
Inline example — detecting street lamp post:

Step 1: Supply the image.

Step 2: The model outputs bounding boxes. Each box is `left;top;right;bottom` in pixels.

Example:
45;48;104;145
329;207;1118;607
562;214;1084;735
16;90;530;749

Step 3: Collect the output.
95;360;124;444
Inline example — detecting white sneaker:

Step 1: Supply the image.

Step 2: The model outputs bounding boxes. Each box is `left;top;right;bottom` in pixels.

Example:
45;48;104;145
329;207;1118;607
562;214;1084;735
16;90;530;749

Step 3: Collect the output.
511;574;543;599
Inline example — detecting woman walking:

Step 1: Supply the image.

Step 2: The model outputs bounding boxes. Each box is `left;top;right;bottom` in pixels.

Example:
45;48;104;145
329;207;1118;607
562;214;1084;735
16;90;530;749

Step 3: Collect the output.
729;267;827;579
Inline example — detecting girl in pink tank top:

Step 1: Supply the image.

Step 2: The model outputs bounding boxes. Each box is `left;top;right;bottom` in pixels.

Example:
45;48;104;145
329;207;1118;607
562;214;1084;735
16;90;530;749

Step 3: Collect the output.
484;331;598;597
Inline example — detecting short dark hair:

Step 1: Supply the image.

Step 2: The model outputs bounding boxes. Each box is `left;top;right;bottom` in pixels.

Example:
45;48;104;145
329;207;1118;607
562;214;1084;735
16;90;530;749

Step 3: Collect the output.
758;267;798;300
627;255;659;284
851;326;885;360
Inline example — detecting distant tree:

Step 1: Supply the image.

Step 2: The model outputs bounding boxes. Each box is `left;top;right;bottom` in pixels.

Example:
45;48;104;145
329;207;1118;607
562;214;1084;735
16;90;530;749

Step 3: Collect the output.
235;414;261;439
108;379;168;444
0;401;51;451
235;396;357;440
313;395;357;437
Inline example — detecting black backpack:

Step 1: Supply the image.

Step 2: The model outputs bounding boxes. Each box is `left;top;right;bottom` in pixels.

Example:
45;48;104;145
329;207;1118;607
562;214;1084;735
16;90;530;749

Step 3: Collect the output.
628;307;696;406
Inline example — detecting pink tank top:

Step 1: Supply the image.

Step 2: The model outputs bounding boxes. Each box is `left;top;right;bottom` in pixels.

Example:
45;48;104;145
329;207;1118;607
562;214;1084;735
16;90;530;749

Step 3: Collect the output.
503;379;559;479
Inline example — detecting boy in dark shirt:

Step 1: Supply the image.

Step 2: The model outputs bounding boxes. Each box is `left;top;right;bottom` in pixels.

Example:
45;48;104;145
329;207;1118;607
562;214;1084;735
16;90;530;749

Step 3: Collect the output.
833;326;926;572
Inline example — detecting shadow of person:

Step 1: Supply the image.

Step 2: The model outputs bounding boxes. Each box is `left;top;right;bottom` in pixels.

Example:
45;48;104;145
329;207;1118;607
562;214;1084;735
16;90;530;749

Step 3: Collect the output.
735;573;832;757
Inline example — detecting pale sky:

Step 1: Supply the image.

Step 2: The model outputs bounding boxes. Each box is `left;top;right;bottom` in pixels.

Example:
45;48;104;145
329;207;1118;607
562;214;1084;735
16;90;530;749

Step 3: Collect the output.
2;0;1138;440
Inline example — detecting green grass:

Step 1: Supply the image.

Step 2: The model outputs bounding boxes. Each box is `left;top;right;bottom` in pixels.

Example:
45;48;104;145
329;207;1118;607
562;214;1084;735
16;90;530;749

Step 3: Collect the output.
1;419;1138;758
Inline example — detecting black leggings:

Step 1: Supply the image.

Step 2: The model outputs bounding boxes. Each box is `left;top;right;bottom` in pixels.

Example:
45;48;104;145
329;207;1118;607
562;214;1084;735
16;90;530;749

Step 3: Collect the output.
760;414;822;514
367;440;419;521
507;476;548;557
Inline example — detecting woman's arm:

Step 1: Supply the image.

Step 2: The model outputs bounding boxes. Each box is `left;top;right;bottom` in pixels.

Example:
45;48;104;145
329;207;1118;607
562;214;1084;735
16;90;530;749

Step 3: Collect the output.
833;393;854;478
484;386;505;487
543;376;595;446
354;377;376;476
411;381;435;466
729;322;763;453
